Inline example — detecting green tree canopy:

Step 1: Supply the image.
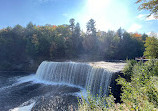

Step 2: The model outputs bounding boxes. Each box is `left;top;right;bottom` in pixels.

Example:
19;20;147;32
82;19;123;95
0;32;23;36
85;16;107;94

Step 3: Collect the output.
144;37;158;58
136;0;158;18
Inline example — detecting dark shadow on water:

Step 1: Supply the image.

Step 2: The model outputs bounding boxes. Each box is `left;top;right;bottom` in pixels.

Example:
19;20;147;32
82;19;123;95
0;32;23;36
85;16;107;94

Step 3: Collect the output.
0;72;81;111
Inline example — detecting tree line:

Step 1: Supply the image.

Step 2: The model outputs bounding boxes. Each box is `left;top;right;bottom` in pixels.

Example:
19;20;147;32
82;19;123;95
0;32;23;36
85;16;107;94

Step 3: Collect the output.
0;18;157;71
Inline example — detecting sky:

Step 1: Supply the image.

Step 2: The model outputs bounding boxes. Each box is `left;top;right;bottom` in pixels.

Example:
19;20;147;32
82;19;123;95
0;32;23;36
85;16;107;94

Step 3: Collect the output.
0;0;158;34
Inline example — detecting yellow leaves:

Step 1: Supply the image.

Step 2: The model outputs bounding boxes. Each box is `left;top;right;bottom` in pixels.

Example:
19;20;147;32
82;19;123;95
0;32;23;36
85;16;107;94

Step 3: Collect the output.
144;37;158;58
32;34;39;45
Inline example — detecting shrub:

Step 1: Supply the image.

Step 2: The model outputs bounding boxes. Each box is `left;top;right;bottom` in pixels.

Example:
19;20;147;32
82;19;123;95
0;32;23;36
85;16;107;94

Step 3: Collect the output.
123;60;137;81
117;59;158;110
78;60;158;111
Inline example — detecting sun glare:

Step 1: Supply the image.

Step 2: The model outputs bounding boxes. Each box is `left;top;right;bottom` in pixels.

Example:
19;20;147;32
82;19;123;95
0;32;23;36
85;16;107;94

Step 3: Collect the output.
87;0;110;14
80;0;111;31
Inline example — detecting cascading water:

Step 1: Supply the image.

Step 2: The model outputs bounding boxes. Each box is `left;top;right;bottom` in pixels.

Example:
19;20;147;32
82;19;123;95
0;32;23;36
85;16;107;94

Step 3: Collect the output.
0;62;125;111
36;61;113;96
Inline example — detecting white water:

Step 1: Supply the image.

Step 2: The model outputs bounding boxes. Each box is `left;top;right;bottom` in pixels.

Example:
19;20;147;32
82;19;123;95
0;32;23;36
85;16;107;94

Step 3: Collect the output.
0;61;125;111
36;61;113;96
10;99;36;111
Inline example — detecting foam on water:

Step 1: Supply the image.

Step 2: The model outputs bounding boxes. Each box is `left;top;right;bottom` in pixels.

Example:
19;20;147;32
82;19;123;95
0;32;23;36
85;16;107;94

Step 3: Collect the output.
0;73;86;111
16;74;84;90
0;78;24;92
10;99;36;111
0;61;125;111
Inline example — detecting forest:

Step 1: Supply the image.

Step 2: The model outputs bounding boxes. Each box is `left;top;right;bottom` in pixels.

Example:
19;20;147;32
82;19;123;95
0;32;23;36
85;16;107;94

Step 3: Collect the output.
1;18;156;71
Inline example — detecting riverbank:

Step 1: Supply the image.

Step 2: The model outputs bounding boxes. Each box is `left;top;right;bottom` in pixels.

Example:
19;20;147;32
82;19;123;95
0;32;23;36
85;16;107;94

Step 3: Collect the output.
0;56;126;72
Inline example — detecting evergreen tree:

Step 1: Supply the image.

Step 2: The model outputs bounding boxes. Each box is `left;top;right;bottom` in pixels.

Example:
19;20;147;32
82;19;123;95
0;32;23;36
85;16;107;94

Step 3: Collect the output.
69;18;75;33
86;19;96;36
141;33;148;41
117;27;123;39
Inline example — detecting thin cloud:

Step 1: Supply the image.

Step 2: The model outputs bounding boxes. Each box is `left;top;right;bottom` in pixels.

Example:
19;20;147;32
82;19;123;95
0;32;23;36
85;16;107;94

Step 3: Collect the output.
137;14;146;20
147;32;158;38
37;0;56;3
62;13;69;17
146;15;157;21
137;14;157;21
128;23;142;32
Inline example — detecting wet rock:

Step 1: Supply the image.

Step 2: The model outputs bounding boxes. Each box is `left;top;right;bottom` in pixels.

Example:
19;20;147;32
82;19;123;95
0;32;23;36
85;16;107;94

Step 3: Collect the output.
31;94;78;111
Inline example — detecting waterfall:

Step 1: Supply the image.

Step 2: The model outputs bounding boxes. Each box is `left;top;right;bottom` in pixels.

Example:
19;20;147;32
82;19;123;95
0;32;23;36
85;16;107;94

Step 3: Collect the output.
36;61;113;96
